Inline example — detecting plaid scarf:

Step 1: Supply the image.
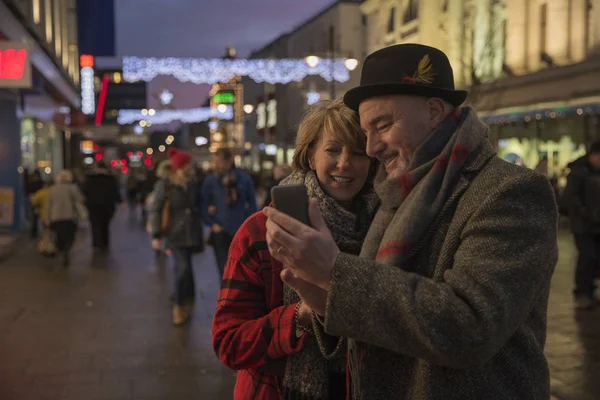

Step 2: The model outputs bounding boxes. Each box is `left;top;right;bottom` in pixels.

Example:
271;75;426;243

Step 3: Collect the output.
280;170;379;400
350;106;487;399
221;168;238;207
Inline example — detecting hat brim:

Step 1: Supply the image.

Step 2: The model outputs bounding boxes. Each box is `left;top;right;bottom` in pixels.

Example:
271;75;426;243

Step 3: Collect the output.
343;83;469;111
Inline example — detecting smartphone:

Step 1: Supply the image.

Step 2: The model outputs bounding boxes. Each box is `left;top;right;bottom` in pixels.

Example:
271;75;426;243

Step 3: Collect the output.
270;184;310;226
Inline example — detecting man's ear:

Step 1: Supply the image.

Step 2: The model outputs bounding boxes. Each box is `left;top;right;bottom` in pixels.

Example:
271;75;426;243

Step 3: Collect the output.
426;98;448;129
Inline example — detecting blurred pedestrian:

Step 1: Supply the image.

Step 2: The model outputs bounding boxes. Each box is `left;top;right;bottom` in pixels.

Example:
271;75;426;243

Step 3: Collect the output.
138;169;158;226
149;148;204;325
146;160;173;257
560;141;600;309
45;170;85;266
26;170;44;238
126;172;140;217
30;178;53;229
82;161;121;252
264;44;558;399
201;148;257;278
262;164;291;208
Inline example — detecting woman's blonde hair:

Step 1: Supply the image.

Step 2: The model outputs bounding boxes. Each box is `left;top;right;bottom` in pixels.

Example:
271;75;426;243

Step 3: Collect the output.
292;98;366;171
56;169;73;184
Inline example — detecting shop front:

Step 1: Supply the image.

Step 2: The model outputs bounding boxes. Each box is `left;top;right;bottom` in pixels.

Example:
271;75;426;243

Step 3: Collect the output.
474;56;600;185
19;117;64;179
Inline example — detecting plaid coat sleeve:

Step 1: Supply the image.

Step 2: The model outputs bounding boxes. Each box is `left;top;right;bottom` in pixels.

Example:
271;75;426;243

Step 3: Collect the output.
212;211;306;371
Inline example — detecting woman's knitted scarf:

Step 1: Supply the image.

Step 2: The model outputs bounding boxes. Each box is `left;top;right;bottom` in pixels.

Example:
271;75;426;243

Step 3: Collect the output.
280;170;379;400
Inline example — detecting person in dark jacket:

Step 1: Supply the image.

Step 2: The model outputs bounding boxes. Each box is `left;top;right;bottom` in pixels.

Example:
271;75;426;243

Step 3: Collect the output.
201;148;257;278
82;161;122;252
149;148;204;326
138;169;158;226
560;141;600;309
261;165;291;209
26;170;44;238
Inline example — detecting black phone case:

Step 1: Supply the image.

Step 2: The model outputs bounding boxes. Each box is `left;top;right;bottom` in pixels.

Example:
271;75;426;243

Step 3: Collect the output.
271;184;310;226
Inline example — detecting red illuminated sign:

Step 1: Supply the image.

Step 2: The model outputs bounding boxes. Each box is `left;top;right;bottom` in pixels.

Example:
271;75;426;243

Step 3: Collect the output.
0;49;26;79
80;54;94;68
0;42;31;88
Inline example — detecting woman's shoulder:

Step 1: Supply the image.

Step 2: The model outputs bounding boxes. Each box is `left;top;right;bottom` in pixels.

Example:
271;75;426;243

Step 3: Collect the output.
229;210;273;266
234;211;267;243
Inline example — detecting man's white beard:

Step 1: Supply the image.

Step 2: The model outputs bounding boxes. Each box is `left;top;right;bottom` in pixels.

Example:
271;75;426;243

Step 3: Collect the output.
386;152;412;179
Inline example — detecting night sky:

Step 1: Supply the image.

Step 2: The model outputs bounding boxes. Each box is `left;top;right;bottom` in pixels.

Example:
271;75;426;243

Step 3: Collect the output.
116;0;337;58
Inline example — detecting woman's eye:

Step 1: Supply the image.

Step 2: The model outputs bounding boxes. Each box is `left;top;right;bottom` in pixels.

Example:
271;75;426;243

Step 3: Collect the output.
325;148;341;154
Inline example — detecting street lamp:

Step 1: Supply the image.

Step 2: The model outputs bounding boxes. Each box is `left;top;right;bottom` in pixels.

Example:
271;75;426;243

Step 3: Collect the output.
344;57;359;71
243;104;254;114
305;55;320;68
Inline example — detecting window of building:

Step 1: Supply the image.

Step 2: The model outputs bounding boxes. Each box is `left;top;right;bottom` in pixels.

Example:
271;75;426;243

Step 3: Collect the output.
502;19;507;65
441;0;448;12
540;3;548;54
32;0;40;23
44;0;52;43
387;7;396;33
403;0;419;24
53;0;61;56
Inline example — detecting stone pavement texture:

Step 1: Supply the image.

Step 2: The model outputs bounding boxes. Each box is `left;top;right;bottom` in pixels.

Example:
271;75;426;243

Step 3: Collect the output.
0;211;236;400
0;210;598;400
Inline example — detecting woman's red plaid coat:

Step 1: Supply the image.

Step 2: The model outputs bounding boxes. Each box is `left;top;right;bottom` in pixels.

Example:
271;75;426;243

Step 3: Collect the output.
212;211;307;399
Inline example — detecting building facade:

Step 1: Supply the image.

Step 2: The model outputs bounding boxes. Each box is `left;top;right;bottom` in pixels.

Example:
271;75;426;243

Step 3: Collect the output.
361;0;600;179
244;0;366;174
0;0;80;232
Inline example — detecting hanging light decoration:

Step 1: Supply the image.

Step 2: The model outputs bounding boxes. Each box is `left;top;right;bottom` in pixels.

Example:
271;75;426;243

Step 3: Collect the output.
117;106;233;125
122;57;353;85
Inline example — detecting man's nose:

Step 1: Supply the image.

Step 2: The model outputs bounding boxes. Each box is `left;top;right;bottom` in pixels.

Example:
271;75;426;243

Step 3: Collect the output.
366;133;383;158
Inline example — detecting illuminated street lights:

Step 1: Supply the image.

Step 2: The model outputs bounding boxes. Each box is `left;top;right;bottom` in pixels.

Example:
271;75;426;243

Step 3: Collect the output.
305;55;320;68
304;27;359;99
344;57;359;71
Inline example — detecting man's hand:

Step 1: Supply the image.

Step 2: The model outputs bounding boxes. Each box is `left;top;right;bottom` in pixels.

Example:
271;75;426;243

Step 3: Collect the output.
212;224;222;233
151;239;161;250
282;269;327;316
208;205;217;216
264;199;340;291
295;298;313;327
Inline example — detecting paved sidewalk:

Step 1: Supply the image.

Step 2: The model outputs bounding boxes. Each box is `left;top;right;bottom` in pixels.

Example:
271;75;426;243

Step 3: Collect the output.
0;211;236;400
546;231;600;400
0;210;598;399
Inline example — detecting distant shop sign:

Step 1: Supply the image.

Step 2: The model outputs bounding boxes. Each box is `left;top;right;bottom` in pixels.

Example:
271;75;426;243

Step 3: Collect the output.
119;134;149;145
0;41;32;88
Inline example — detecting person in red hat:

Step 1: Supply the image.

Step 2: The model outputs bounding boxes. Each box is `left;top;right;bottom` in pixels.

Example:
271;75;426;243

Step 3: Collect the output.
148;148;204;325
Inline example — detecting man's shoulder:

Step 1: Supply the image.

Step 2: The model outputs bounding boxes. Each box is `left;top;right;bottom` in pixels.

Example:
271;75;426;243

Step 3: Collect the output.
464;156;555;207
475;156;544;185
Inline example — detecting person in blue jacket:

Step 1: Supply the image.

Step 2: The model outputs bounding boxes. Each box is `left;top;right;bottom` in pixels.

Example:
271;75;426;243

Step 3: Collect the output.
201;148;257;278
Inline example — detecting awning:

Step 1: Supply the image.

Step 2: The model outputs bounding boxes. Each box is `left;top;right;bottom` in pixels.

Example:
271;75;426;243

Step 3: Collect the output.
471;56;600;117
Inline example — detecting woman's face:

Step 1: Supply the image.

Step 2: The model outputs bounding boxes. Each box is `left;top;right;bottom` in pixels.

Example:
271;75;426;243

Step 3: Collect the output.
310;129;371;202
182;162;195;177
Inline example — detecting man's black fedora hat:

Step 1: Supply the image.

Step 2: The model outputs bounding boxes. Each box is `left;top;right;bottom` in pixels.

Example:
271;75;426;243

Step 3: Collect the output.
344;43;468;111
